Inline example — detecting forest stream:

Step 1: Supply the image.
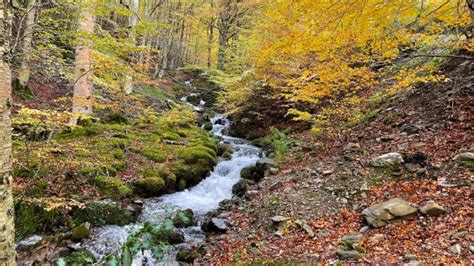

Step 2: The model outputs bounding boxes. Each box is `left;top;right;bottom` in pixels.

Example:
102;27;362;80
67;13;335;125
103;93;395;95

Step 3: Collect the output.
80;81;262;265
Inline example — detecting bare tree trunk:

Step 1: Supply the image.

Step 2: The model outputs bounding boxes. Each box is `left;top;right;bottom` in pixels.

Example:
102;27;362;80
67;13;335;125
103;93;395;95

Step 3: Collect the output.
17;0;36;88
71;1;95;125
124;0;139;94
0;0;16;264
217;27;227;70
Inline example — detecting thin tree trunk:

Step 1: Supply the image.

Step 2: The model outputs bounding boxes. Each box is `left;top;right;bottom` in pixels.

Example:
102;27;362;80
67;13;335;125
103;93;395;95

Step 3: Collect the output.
71;1;95;125
0;0;16;264
124;0;139;94
17;0;36;88
217;28;227;70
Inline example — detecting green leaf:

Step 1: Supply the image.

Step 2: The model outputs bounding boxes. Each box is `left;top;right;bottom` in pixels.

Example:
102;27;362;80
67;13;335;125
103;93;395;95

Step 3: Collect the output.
122;247;132;266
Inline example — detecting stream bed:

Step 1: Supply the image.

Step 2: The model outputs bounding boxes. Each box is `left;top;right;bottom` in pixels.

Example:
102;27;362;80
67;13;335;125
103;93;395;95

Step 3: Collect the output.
81;86;262;264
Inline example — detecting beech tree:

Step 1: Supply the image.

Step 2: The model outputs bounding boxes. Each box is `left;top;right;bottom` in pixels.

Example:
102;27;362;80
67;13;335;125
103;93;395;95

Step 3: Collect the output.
0;0;16;264
71;0;95;125
16;0;37;89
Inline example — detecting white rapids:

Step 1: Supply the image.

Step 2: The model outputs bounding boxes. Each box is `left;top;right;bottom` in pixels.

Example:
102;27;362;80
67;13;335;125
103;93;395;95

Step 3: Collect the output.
81;88;261;264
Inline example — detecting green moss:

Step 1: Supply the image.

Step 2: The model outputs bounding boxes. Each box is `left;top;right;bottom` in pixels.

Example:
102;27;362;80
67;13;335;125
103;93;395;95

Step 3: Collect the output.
72;201;134;226
71;223;91;241
179;145;217;164
110;138;131;149
56;126;100;139
140;147;167;163
173;161;213;185
178;179;186;190
65;250;95;265
95;175;132;199
112;149;126;159
79;167;100;178
102;113;129;125
134;177;166;197
161;131;181;141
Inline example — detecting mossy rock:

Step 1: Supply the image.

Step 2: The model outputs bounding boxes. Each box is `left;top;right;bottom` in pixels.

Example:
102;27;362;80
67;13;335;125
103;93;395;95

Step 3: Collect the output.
179;145;217;164
173;161;213;185
95;175;132;199
203;122;213;131
155;228;185;244
139;167;176;190
71;201;134;226
71;222;91;241
134;177;166;197
173;209;194;228
217;143;233;157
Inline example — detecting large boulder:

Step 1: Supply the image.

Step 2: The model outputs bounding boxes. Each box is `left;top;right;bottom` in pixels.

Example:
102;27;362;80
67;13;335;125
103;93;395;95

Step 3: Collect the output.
232;179;248;197
71;222;91;241
362;198;417;228
370;153;404;168
256;158;278;172
240;158;278;182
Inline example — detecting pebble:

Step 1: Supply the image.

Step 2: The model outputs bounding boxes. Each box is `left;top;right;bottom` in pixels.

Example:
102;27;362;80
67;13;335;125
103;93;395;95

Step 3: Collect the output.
450;244;461;254
359;226;370;233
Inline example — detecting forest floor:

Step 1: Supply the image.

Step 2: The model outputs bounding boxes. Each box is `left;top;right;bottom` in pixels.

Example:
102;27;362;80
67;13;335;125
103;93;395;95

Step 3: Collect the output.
200;57;474;264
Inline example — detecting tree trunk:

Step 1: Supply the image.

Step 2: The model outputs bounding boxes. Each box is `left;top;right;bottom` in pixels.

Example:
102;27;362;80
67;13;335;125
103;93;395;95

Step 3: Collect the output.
71;1;95;125
0;1;16;264
217;27;227;70
17;0;37;88
207;19;214;68
124;0;139;94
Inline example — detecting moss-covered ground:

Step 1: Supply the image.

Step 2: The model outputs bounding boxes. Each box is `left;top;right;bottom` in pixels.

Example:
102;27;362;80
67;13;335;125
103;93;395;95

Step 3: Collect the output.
13;79;218;240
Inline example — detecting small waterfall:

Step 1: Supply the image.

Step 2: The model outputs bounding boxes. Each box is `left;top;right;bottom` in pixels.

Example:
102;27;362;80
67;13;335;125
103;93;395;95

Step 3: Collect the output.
82;84;261;263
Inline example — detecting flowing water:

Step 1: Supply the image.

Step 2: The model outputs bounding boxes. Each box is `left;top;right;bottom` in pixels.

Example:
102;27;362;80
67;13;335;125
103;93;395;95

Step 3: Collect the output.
81;85;261;264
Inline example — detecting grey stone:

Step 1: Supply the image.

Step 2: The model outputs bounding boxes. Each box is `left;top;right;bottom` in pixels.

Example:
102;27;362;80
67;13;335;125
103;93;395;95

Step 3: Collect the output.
271;215;290;223
359;226;370;233
370;153;404;168
420;201;445;216
17;235;43;251
450;244;461;254
232;179;248;197
362;198;417;227
342;233;363;244
202;218;228;233
404;254;418;261
336;249;362;260
453;152;474;168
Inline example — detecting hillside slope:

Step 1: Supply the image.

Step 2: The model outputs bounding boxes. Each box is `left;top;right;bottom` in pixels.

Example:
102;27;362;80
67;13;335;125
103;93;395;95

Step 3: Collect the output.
201;56;473;264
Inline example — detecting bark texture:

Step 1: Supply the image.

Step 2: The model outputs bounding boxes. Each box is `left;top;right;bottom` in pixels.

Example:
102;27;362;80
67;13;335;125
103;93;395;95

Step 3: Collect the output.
17;0;37;88
0;0;16;263
71;1;95;123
